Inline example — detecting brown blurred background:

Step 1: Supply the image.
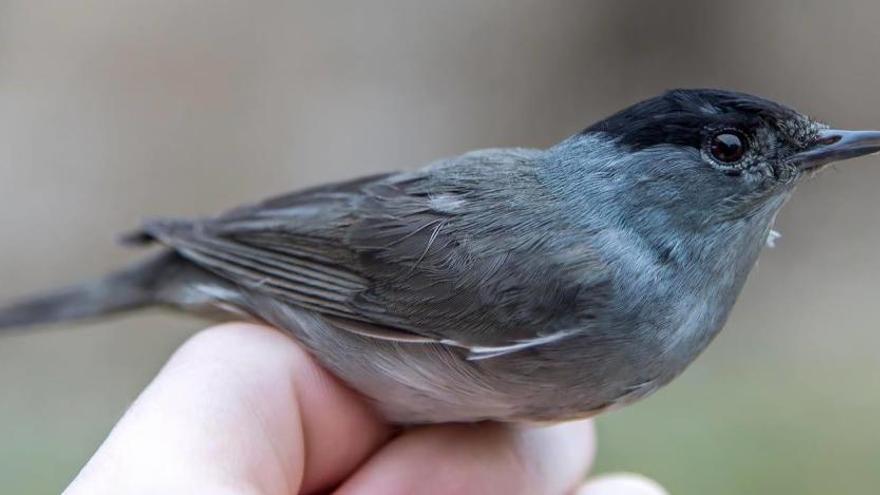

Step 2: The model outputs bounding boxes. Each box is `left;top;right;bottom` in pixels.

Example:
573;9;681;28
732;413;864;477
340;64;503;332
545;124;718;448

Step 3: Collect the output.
1;1;878;493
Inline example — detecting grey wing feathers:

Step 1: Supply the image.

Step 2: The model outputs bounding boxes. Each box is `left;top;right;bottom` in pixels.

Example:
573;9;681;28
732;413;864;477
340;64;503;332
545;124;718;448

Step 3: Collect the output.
133;148;612;355
138;219;372;323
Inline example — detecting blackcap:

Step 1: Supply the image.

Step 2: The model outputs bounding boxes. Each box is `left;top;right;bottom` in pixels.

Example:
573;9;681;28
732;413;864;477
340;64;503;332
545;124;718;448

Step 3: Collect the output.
2;89;878;423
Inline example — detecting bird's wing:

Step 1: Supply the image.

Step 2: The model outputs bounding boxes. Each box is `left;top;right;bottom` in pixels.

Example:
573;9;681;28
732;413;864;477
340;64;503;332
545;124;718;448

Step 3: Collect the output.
133;149;612;353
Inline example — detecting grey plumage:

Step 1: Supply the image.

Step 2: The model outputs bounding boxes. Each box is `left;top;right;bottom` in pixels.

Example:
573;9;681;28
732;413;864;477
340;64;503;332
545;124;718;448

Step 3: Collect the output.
2;89;878;423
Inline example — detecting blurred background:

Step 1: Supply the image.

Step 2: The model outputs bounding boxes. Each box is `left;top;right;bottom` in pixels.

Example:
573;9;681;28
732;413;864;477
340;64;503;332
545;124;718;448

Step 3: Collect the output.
0;1;878;493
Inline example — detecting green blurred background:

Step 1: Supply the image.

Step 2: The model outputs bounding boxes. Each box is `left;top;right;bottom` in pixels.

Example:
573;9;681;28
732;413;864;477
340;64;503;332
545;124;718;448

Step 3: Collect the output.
1;1;878;493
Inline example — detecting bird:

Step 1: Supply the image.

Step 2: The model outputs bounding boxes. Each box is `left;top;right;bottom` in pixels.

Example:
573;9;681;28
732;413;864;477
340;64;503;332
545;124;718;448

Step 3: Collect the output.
1;88;878;424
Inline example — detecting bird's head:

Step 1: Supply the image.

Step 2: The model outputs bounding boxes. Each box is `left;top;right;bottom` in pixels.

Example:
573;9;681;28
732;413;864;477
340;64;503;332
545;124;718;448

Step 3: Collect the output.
551;89;880;228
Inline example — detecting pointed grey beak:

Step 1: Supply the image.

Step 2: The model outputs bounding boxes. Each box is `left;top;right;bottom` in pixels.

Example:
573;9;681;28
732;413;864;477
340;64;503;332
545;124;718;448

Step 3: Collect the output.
793;129;880;171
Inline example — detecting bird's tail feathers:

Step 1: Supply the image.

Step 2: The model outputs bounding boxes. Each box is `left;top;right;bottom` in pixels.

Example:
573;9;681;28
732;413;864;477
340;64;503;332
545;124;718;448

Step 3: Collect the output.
0;252;185;332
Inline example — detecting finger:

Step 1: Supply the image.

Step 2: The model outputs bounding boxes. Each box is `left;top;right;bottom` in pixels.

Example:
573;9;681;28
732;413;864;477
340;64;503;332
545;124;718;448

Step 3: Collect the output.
65;323;391;495
336;419;595;495
578;474;668;495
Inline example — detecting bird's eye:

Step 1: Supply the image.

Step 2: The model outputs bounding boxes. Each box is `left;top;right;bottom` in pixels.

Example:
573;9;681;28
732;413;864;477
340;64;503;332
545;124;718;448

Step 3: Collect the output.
708;131;748;163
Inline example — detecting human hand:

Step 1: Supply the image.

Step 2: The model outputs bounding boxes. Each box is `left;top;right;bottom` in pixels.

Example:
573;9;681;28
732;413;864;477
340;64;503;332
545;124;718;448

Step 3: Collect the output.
64;323;667;494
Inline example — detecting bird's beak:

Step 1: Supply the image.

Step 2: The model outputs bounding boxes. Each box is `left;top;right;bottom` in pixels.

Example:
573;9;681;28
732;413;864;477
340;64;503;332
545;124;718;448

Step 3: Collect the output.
792;129;880;171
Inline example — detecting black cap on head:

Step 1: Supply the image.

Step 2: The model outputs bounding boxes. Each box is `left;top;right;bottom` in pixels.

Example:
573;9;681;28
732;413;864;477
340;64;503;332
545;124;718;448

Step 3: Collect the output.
582;89;806;152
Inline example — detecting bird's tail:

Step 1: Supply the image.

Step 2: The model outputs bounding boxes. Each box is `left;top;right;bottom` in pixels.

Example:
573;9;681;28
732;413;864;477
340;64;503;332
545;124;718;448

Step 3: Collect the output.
0;252;185;331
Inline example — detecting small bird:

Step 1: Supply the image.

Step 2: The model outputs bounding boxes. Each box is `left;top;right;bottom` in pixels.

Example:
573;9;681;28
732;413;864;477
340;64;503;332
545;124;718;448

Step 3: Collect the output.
2;89;878;423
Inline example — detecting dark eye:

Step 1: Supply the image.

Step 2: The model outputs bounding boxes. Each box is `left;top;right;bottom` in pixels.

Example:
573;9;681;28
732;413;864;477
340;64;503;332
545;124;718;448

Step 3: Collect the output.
709;131;748;163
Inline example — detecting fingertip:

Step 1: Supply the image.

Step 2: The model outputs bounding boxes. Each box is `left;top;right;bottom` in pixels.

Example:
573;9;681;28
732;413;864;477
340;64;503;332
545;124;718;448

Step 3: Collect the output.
66;321;310;495
516;419;596;493
173;322;296;364
175;322;392;493
578;473;668;495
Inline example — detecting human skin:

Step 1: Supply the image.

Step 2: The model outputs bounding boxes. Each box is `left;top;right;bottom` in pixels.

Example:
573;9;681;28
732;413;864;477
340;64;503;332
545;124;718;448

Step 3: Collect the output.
63;323;666;495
